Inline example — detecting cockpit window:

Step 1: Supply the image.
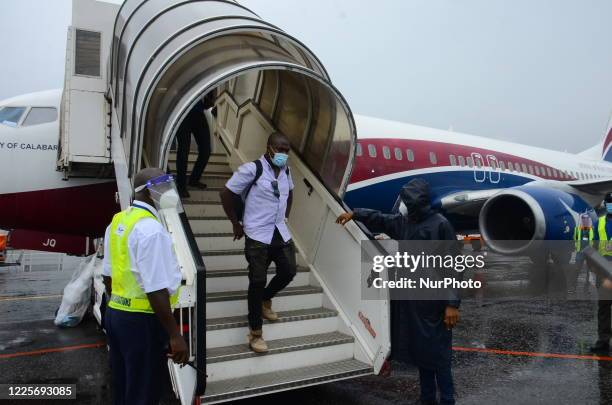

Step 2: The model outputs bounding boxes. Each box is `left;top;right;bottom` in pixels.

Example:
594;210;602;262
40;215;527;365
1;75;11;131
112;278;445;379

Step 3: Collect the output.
22;107;58;126
0;107;26;127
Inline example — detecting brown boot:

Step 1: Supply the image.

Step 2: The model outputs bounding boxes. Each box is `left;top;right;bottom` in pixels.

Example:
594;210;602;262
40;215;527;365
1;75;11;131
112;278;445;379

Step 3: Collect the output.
262;300;279;321
248;329;268;353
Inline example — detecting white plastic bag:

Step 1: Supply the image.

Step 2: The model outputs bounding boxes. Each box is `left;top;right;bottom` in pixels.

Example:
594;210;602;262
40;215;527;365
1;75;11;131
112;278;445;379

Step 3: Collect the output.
54;254;98;327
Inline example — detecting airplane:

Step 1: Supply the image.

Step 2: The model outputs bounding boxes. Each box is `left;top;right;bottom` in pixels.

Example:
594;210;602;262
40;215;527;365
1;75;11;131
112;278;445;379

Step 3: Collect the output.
1;88;611;260
345;114;612;257
0;89;118;255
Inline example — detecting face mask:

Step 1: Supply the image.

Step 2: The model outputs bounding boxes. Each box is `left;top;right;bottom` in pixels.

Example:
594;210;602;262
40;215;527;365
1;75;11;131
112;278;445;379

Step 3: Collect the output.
398;201;408;217
606;203;612;214
157;188;181;211
270;149;289;167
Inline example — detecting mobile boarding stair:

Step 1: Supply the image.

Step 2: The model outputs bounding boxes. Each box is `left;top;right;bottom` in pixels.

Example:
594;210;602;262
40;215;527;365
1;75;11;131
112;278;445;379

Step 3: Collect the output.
58;0;391;403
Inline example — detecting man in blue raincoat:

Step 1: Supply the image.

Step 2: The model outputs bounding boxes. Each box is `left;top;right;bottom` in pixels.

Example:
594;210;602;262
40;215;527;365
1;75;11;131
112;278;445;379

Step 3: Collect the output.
337;178;461;405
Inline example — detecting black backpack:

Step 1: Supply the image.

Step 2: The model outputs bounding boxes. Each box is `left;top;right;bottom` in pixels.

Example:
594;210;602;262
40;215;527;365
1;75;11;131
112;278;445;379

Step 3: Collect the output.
234;159;290;220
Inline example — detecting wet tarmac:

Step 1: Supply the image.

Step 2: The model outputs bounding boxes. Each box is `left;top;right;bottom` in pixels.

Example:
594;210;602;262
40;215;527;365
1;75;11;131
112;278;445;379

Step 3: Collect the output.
1;251;611;404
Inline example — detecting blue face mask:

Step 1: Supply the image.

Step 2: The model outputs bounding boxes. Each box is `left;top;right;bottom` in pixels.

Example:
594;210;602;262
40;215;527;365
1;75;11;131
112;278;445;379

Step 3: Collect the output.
606;203;612;214
271;151;289;167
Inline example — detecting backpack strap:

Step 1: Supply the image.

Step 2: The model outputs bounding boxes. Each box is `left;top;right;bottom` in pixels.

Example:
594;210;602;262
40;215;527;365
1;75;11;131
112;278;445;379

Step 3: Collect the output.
243;159;263;201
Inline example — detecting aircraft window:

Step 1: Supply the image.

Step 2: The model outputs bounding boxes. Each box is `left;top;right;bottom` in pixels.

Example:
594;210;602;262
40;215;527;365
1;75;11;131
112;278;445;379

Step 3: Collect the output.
507;162;514;171
490;160;498;170
429;152;437;165
552;168;558;177
474;157;482;168
521;163;528;173
406;149;415;162
466;157;474;168
458;155;465;166
356;143;362;157
368;144;377;158
528;165;534;174
383;146;391;160
394;147;402;160
449;154;457;166
534;166;540;175
546;167;552;177
0;106;26;127
22;107;57;126
499;161;505;170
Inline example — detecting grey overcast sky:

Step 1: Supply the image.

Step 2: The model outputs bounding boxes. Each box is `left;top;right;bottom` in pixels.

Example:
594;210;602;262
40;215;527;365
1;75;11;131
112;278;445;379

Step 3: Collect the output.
1;0;611;153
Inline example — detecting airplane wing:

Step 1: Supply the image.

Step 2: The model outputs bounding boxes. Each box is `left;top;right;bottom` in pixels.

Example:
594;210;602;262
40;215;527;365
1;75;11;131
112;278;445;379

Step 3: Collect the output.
439;189;503;217
567;179;612;196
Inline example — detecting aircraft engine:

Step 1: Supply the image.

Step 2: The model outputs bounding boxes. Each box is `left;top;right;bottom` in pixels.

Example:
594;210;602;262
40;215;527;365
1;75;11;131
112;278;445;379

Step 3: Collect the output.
478;185;594;255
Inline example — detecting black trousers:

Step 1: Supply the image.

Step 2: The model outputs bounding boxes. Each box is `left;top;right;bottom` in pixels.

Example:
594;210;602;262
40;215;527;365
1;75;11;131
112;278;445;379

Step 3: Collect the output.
245;229;297;330
597;299;612;343
105;307;168;405
175;114;211;190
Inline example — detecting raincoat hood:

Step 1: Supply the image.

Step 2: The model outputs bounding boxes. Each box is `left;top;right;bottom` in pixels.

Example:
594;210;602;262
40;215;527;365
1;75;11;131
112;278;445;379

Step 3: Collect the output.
399;178;433;222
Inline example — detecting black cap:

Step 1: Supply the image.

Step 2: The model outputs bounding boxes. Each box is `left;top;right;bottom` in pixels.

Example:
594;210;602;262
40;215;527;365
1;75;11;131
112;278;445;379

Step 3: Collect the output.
605;192;612;203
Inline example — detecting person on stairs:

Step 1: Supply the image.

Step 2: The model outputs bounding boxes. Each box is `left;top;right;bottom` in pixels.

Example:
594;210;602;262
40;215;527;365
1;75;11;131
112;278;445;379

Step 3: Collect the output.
219;132;296;353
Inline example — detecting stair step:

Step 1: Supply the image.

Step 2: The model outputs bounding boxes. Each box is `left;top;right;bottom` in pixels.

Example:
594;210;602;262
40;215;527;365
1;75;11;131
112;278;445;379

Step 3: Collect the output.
196;233;243;251
206;307;336;331
168;152;227;163
202;359;372;403
205;332;356;382
207;331;353;364
206;307;339;348
183;203;225;218
206;285;321;303
206;268;310;293
169;162;232;173
206;266;308;278
206;286;323;318
190;219;232;234
182;188;222;203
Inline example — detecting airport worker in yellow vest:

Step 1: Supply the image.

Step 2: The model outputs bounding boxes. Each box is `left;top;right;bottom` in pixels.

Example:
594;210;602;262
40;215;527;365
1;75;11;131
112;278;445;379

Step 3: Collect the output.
102;168;187;405
590;192;612;354
570;212;594;292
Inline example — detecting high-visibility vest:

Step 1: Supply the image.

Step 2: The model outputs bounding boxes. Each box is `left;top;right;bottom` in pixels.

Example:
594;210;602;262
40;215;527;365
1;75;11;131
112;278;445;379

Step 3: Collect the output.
574;226;594;251
108;206;179;313
597;215;612;257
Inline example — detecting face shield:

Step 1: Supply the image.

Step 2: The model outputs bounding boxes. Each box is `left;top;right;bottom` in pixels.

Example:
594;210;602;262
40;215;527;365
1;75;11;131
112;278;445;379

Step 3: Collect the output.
134;174;184;214
580;213;593;228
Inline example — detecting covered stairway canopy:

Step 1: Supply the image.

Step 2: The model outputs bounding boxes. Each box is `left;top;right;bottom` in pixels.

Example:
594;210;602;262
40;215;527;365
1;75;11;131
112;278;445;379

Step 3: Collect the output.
109;0;357;196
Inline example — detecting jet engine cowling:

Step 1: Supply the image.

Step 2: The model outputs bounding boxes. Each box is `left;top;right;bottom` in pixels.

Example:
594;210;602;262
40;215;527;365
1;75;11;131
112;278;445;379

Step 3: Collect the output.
478;185;594;255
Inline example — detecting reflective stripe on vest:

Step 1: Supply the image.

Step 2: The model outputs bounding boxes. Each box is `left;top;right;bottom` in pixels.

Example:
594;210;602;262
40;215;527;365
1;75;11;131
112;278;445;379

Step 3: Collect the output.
574;226;594;251
597;216;612;257
108;206;179;313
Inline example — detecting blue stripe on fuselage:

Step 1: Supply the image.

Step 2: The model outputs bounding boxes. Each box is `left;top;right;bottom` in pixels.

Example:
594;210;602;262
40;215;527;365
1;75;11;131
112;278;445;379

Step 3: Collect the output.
344;170;533;213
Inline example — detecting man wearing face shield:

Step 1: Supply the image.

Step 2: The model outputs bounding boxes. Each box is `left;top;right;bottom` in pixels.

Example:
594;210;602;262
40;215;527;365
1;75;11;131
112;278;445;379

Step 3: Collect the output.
102;168;188;405
336;178;461;405
220;133;296;354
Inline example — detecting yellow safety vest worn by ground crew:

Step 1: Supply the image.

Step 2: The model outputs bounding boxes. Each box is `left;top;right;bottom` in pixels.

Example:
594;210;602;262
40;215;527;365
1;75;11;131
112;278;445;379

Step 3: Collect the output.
574;226;594;252
597;215;612;257
108;206;179;313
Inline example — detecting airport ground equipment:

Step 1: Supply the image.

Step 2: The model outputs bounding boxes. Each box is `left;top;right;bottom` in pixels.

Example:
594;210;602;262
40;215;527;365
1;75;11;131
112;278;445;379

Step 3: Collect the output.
59;1;391;403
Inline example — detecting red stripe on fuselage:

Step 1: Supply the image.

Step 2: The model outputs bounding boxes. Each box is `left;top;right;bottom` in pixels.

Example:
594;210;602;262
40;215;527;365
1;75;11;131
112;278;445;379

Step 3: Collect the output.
0;182;119;237
350;138;574;183
603;127;612;157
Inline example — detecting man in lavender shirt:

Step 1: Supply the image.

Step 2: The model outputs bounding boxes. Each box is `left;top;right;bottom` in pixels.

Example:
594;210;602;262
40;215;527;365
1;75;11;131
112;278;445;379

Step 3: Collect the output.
219;133;296;353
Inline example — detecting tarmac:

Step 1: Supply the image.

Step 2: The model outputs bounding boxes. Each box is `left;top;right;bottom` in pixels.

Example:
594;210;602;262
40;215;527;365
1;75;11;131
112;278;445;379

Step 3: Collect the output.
1;250;611;404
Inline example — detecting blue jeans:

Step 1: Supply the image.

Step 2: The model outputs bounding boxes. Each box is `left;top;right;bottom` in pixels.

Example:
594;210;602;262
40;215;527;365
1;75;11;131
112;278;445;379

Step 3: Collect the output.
419;367;455;405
